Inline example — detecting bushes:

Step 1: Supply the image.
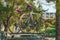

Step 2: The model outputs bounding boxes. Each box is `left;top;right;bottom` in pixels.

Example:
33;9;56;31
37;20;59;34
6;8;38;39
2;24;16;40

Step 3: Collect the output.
45;29;56;37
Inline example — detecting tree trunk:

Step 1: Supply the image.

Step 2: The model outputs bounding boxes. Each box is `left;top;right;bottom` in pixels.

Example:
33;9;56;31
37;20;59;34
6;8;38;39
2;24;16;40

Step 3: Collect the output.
56;0;60;40
3;15;11;32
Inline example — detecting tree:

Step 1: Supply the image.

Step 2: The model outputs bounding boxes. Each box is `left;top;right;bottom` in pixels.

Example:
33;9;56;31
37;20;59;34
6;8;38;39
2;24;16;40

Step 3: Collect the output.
56;0;60;40
0;0;18;32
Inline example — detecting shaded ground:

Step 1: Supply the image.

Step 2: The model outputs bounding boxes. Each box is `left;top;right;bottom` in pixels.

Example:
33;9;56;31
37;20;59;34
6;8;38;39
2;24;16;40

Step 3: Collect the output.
45;37;55;40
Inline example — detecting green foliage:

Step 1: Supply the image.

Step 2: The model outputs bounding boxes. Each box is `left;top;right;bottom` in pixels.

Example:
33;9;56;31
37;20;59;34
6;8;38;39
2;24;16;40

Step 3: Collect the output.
45;28;56;37
50;25;56;28
0;0;56;36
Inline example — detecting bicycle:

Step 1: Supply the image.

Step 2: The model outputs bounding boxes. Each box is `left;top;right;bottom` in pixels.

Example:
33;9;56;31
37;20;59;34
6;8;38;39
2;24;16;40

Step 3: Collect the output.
8;9;48;33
